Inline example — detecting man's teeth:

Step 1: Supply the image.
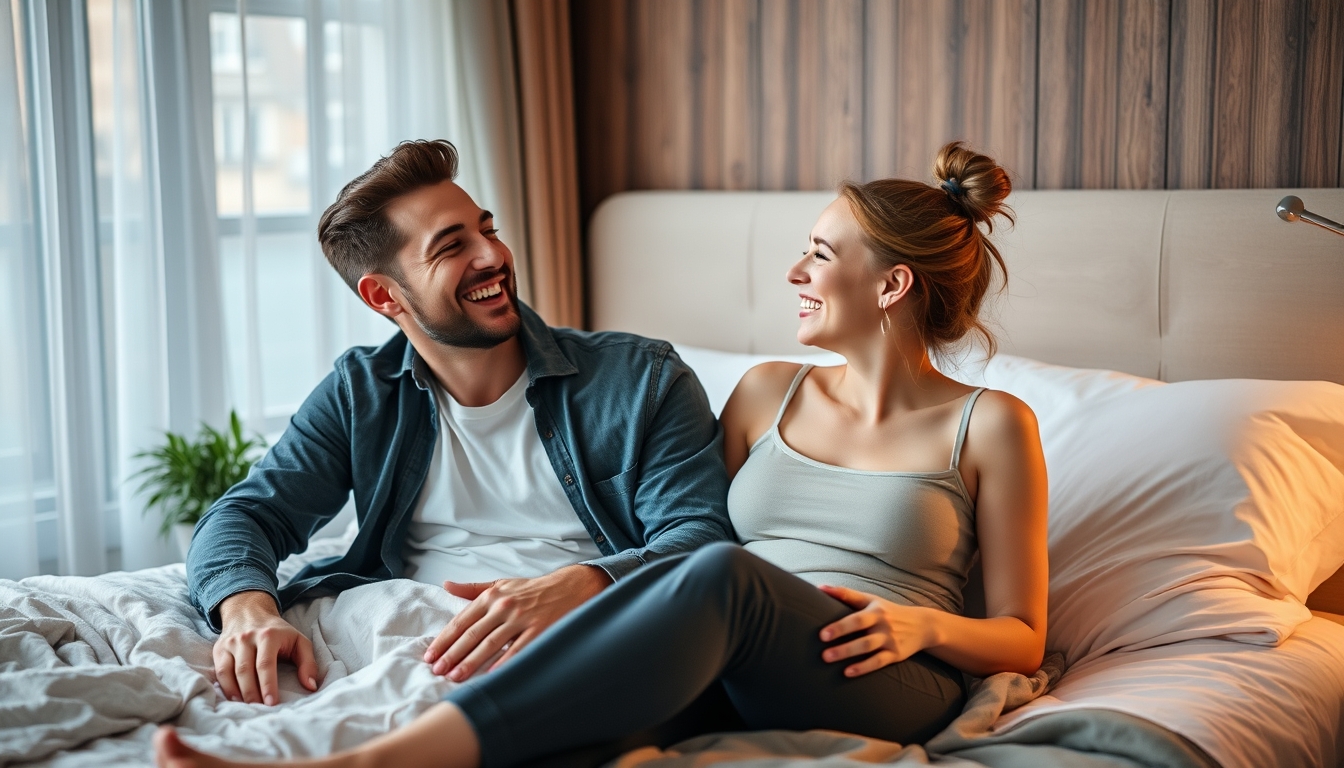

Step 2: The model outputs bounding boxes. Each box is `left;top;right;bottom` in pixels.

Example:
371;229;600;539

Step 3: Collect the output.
466;283;503;302
800;298;821;310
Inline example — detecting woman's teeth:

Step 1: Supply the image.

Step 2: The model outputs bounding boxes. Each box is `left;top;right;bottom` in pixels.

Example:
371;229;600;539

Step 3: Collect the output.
466;283;503;302
800;298;821;310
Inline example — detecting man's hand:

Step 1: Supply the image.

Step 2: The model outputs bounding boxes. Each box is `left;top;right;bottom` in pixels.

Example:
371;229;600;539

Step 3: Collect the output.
425;564;612;681
214;590;320;706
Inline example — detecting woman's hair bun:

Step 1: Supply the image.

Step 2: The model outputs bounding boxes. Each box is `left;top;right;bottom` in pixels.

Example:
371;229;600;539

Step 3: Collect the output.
932;141;1012;230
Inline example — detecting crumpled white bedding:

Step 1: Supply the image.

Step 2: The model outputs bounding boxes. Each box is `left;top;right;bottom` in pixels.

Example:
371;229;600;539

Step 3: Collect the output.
1;537;463;766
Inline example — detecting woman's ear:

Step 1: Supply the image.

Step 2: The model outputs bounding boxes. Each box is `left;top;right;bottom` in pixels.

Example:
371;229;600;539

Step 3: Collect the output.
878;263;915;309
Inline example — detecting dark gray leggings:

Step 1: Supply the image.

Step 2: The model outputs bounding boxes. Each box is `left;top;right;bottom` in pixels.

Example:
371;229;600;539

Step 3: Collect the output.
446;542;966;768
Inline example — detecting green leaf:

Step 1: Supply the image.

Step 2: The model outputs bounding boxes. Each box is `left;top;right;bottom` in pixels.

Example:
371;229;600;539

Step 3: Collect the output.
126;410;268;539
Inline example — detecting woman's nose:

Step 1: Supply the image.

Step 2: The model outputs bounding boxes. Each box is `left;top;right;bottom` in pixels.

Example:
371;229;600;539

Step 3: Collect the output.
786;256;809;285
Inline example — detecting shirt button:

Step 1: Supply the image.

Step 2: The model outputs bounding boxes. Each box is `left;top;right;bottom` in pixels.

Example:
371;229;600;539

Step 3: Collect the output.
595;534;606;544
564;474;573;485
544;429;553;439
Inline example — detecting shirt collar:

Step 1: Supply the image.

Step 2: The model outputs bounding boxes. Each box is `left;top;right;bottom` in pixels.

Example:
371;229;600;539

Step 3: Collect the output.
397;300;578;390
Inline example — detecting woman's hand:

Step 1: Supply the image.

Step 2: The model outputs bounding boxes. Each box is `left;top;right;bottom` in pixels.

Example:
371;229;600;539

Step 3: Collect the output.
817;585;936;677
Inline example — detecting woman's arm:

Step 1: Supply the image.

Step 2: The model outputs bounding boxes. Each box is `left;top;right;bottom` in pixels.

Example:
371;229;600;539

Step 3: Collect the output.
820;391;1049;678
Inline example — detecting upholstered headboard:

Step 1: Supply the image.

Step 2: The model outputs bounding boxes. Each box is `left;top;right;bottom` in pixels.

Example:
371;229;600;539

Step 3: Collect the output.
587;187;1344;615
590;189;1344;383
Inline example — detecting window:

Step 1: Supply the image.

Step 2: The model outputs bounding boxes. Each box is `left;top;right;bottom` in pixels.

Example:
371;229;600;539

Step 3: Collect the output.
203;1;392;436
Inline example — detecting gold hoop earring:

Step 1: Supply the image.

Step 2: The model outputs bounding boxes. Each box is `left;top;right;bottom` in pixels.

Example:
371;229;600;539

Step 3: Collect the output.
880;306;891;336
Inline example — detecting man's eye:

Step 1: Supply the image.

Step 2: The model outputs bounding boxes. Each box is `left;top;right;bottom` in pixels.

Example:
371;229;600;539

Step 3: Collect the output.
484;228;499;236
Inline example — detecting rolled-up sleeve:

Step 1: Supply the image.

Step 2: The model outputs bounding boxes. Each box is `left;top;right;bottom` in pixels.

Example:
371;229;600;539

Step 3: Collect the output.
187;368;355;632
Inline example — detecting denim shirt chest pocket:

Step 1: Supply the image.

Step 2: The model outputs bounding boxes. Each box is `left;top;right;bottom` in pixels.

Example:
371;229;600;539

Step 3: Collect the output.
593;464;638;498
591;463;637;521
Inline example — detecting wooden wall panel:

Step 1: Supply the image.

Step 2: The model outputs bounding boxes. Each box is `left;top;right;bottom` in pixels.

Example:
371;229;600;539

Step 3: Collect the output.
1166;0;1216;189
1170;0;1344;188
571;0;630;218
757;1;793;190
865;0;1037;186
631;1;696;190
694;0;759;190
1036;0;1169;189
571;0;1344;220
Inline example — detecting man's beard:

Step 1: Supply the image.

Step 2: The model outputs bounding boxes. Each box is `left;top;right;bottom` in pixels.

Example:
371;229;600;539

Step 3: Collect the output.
400;269;521;349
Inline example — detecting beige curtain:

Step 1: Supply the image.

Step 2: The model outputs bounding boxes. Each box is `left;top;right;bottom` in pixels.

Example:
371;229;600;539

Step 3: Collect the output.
511;0;585;329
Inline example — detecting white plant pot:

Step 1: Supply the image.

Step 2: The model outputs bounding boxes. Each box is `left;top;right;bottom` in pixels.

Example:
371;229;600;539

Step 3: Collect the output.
172;523;196;561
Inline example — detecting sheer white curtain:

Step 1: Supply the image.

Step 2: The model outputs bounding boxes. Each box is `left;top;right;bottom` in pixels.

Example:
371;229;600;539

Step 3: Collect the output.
1;0;526;578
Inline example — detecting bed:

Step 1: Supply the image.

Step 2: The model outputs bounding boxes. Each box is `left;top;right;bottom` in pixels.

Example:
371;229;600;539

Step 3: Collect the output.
588;187;1344;767
3;187;1343;767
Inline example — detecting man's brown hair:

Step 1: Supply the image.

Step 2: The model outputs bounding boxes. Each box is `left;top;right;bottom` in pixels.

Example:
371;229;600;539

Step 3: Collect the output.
317;139;460;293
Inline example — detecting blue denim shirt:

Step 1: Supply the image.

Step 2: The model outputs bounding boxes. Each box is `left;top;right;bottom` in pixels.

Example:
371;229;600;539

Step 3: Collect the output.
187;304;733;631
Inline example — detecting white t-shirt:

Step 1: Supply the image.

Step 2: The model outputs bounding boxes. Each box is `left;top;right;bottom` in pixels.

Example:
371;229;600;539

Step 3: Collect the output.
400;372;602;586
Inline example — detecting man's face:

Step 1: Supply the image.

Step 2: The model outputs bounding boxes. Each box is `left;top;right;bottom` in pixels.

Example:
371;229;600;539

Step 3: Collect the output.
381;180;521;348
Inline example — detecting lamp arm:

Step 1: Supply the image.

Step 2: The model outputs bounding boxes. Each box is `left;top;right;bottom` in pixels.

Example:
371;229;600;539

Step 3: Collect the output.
1277;196;1344;237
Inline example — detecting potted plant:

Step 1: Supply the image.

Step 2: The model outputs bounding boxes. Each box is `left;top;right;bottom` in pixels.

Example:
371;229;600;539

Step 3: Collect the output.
131;411;267;559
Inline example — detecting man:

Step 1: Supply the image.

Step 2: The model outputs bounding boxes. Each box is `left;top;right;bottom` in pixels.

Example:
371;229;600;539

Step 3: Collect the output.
187;139;732;709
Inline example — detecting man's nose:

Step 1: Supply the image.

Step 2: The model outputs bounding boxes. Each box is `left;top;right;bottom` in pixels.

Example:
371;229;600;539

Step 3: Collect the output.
471;240;508;270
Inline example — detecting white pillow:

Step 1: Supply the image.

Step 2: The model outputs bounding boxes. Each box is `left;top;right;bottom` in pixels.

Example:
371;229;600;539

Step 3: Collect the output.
672;345;841;416
959;355;1344;666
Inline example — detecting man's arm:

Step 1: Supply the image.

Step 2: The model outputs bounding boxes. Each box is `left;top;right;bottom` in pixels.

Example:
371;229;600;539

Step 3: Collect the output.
582;347;735;579
187;367;354;704
187;368;354;628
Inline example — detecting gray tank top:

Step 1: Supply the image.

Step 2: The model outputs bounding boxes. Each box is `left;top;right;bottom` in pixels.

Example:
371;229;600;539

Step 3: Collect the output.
728;365;982;615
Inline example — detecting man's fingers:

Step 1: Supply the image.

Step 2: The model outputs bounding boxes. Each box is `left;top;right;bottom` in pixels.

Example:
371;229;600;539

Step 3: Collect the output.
443;580;495;600
254;634;282;706
487;628;537;673
425;598;488;664
436;607;508;676
447;624;518;682
213;649;242;703
232;644;262;704
293;635;320;692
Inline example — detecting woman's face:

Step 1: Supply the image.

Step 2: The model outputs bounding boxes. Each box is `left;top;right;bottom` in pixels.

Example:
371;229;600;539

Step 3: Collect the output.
786;198;885;350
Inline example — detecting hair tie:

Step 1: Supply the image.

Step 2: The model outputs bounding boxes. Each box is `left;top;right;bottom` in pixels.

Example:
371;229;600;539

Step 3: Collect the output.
940;178;965;197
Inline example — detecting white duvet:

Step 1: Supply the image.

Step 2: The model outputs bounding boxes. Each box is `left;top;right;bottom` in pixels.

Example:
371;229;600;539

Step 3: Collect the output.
0;537;463;766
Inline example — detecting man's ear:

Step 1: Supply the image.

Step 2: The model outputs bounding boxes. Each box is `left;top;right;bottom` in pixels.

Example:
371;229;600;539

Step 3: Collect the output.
878;263;915;310
357;273;406;319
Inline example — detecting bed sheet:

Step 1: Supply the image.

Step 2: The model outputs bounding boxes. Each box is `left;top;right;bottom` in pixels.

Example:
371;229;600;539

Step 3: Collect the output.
994;617;1344;768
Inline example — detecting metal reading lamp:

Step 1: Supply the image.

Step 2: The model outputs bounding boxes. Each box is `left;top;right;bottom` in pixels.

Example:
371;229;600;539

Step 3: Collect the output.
1276;196;1344;238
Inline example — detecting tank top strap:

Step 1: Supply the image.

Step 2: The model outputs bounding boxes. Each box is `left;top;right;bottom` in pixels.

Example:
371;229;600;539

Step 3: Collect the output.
950;388;987;471
770;364;815;431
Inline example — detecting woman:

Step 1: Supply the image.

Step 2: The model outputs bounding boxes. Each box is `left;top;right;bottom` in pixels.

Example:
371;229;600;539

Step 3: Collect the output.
155;142;1048;768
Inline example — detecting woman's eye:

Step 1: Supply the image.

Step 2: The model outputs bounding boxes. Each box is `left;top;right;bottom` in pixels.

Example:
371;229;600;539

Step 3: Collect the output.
484;228;499;236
